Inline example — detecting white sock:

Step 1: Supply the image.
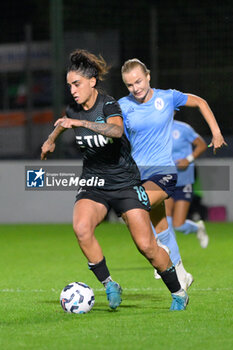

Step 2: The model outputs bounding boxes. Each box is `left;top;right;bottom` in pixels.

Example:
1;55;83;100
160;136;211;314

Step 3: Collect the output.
175;260;187;281
172;289;186;296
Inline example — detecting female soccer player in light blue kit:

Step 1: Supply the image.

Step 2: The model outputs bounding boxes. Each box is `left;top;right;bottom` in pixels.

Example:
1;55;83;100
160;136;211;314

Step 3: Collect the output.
119;58;227;290
165;120;208;248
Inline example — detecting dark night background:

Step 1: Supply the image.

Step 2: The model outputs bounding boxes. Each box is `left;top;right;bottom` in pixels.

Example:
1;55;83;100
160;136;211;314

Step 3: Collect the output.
0;0;232;158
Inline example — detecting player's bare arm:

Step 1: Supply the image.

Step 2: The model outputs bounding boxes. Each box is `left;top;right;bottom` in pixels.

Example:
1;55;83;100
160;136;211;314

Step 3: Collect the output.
41;118;67;160
192;136;207;158
185;94;227;153
54;116;124;138
176;136;207;170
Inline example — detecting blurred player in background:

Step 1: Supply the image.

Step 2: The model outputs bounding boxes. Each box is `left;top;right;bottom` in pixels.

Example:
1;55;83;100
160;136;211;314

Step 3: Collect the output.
41;49;189;311
119;58;226;290
165;119;209;248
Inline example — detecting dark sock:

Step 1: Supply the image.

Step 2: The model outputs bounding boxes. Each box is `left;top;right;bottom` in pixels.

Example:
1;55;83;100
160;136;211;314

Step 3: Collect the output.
158;265;181;293
88;257;112;285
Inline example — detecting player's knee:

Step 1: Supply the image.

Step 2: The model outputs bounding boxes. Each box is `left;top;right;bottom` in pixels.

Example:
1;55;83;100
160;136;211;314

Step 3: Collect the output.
137;238;155;257
73;220;92;242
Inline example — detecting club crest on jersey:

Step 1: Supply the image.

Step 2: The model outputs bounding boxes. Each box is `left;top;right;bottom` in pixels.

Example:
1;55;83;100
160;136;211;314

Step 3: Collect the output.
76;134;113;148
154;97;164;110
95;116;105;123
172;129;180;139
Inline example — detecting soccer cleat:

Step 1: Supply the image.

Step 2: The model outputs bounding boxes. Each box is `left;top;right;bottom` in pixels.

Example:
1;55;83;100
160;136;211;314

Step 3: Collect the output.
106;281;122;309
197;220;209;248
154;240;170;279
170;290;189;311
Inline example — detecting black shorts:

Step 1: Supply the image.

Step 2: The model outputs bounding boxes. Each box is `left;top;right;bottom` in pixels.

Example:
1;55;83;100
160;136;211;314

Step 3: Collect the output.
75;185;151;217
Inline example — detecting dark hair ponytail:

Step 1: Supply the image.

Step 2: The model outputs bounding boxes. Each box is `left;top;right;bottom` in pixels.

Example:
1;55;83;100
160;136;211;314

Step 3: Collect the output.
68;49;110;86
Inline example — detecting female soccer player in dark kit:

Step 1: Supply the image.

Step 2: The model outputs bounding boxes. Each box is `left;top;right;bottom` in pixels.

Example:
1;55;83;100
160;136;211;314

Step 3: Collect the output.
41;49;188;311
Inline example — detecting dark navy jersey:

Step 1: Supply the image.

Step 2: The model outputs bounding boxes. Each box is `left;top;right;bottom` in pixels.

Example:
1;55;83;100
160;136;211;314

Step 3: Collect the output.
66;93;141;190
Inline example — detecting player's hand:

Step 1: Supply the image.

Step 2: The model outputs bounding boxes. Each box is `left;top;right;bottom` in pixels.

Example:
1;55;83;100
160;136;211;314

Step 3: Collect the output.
208;133;227;154
176;158;189;170
41;140;56;160
54;117;80;129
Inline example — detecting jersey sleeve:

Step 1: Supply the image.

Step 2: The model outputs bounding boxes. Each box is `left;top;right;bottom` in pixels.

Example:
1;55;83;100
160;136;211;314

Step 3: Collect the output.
103;96;123;120
172;89;188;110
183;123;199;143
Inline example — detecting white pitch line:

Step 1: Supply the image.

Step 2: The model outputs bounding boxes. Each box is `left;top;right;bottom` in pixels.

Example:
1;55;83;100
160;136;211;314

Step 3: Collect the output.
0;287;232;293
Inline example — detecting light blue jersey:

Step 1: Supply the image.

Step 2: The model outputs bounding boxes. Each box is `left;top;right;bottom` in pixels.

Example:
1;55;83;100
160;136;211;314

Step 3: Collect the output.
119;89;188;180
172;120;199;186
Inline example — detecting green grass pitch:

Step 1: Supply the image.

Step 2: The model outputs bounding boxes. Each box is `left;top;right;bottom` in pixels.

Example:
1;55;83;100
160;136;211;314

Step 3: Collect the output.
0;222;232;350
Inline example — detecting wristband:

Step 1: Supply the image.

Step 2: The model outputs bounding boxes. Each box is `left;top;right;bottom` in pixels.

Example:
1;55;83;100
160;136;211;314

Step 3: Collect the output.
186;154;194;163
